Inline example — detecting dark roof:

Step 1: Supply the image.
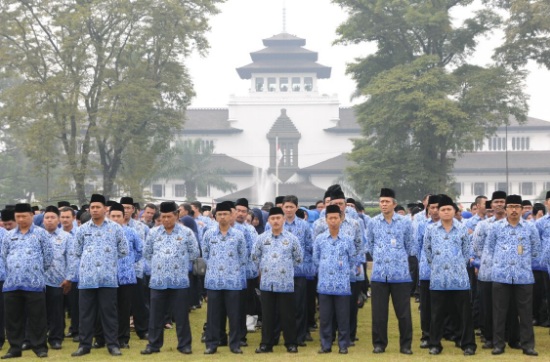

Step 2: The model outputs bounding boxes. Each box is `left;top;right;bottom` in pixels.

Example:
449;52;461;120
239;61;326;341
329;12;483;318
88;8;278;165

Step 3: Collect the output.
262;33;306;47
182;108;242;134
325;107;361;133
237;60;331;79
300;154;355;174
208;154;255;174
499;116;550;131
267;109;301;139
453;151;550;174
215;181;325;205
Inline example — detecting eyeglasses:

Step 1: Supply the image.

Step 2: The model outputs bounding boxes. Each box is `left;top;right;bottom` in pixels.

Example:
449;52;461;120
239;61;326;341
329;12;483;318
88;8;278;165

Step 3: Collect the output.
506;205;522;210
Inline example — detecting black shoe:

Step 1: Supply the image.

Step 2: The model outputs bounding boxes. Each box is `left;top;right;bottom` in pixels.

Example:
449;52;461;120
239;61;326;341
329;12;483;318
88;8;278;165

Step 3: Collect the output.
108;347;122;356
230;348;243;354
373;346;385;354
138;333;148;341
420;340;429;349
339;348;348;354
119;343;129;349
523;349;539;356
255;345;273;353
72;336;79;343
218;340;228;347
400;347;413;355
179;347;192;355
140;347;159;355
509;343;521;350
50;342;62;350
201;334;206;343
203;348;217;355
35;351;48;358
92;342;105;349
464;347;475;356
286;345;298;353
492;347;505;355
1;352;22;359
305;333;313;342
20;344;30;351
429;347;441;355
318;348;331;354
482;341;493;349
297;342;307;347
71;347;91;357
65;332;74;338
239;341;248;347
349;341;355;347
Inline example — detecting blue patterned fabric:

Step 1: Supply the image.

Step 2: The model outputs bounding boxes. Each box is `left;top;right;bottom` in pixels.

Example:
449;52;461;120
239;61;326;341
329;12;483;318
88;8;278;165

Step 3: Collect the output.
313;231;356;295
1;224;53;292
536;215;550;272
234;222;259;279
416;218;435;281
64;228;80;282
366;213;415;283
485;218;541;284
465;214;485;233
252;230;303;292
474;217;503;281
117;226;143;285
266;217;313;277
0;228;7;281
45;228;76;287
423;219;471;290
202;225;247;291
128;219;149;278
144;223;199;290
75;219;128;289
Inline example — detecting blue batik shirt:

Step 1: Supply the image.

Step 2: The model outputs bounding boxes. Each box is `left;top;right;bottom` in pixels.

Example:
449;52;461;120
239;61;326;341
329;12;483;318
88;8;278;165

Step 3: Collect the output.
536;215;550;273
0;228;7;281
234;222;259;279
466;214;485;233
475;217;504;281
203;225;247;291
127;219;148;278
252;230;303;293
118;226;143;285
75;219;128;289
486;218;541;284
45;228;77;287
416;218;435;281
367;212;415;283
313;231;356;296
144;223;199;290
1;224;53;292
424;219;471;291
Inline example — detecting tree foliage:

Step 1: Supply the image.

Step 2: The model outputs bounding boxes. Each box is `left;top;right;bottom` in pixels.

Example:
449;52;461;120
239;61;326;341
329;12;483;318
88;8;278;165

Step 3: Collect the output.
334;0;528;201
0;0;224;203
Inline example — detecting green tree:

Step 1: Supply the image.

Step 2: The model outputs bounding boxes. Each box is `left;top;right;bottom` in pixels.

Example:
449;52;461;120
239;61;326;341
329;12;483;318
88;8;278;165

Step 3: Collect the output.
334;0;528;201
157;139;236;201
0;0;224;204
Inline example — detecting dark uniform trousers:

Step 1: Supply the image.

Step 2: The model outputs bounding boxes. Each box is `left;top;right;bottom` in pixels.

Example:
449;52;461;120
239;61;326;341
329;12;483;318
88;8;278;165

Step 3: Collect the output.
408;256;419;296
306;277;317;328
429;290;476;351
45;286;65;345
68;282;79;337
117;284;134;345
492;282;534;350
349;281;360;341
79;288;119;350
419;280;431;342
0;281;5;348
478;280;493;341
131;277;149;339
4;290;48;354
533;271;550;325
238;288;247;342
294;277;308;344
205;289;241;350
371;281;412;350
319;294;350;350
147;288;191;352
260;291;297;348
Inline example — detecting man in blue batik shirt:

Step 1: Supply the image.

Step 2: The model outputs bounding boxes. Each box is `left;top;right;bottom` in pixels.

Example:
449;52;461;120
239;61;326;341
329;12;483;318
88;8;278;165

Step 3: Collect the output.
486;194;541;357
1;203;53;359
252;207;303;354
203;201;248;355
367;188;415;355
313;205;356;354
72;194;128;358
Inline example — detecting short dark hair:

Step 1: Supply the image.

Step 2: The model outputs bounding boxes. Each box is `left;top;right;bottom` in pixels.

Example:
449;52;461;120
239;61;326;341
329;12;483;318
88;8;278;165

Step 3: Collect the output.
475;196;487;205
282;195;298;206
144;203;158;211
179;203;194;217
190;201;202;210
59;206;75;216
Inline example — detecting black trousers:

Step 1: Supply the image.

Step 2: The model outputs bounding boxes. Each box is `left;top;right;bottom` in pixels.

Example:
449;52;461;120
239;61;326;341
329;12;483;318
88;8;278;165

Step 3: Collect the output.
45;286;65;345
429;290;476;351
371;281;412;350
188;272;201;307
294;277;308;343
147;288;191;352
493;282;534;350
319;294;350;350
349;281;360;340
245;277;260;316
68;282;79;336
478;280;493;341
79;288;119;350
533;271;550;324
260;291;296;348
131;277;149;339
419;280;431;341
306;277;317;328
205;289;241;350
238;288;247;342
117;284;134;344
4;290;48;354
408;256;419;296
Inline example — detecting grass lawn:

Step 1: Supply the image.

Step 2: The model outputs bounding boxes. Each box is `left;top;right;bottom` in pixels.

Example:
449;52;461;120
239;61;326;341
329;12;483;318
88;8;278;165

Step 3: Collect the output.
33;295;550;361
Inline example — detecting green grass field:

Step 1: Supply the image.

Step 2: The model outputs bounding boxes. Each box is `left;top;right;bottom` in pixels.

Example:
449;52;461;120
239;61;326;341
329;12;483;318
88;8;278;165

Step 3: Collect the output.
29;296;550;361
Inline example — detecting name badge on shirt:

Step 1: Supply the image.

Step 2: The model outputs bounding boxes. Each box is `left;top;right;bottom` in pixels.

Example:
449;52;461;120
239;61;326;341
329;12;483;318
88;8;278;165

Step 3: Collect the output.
391;238;396;247
264;239;271;246
518;245;523;255
283;240;289;246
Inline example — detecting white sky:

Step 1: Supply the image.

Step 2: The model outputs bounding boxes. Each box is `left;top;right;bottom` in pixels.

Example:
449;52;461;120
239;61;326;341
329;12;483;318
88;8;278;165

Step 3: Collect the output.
187;0;550;122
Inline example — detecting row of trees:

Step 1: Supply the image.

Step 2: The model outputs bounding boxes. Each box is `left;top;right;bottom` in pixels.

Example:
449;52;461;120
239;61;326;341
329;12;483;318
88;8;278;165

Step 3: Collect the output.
337;0;550;201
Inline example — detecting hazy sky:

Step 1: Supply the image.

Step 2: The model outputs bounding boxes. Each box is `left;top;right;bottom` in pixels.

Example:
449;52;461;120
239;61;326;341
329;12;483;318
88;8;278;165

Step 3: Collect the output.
187;0;550;122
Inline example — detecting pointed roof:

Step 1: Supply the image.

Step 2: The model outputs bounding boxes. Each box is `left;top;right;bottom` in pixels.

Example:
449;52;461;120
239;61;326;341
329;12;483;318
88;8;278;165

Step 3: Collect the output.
267;109;301;139
236;32;331;79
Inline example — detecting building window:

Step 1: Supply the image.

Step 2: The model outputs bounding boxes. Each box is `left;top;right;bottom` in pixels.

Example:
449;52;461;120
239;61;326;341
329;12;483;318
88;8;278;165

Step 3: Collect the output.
304;77;313;92
453;182;462;197
496;182;508;194
472;182;485;196
520;182;534;195
488;137;506;151
511;136;530;151
255;78;264;92
152;184;164;198
268;77;276;92
174;184;185;198
279;77;288;92
197;184;210;197
292;77;301;91
474;139;483;151
279;141;297;167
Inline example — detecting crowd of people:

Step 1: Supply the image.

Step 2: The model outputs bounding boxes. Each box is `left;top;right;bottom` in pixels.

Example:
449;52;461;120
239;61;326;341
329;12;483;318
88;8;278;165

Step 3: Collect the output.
0;184;549;358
